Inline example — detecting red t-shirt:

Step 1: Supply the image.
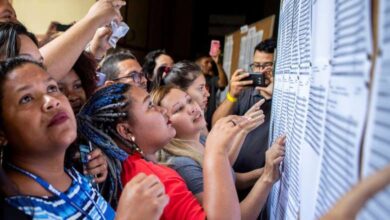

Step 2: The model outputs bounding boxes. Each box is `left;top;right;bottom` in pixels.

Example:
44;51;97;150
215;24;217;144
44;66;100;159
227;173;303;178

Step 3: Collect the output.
121;153;206;220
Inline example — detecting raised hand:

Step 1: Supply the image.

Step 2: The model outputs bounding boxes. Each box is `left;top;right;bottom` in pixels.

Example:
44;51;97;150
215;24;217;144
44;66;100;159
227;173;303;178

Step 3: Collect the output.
89;26;113;60
116;173;169;220
85;148;108;183
229;69;253;98
241;99;266;133
255;73;274;100
261;135;286;184
85;0;126;27
207;115;249;153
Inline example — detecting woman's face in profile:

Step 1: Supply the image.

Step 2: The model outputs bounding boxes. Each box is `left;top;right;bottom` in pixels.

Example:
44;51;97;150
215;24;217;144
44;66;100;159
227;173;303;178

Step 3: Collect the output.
122;86;176;154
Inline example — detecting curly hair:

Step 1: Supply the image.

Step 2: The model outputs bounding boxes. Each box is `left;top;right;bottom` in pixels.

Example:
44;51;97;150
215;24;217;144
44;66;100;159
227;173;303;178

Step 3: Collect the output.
72;51;98;98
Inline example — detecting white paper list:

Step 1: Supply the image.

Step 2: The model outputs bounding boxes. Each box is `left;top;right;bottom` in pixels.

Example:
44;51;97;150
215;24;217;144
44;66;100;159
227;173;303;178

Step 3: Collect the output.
358;0;390;218
314;0;372;217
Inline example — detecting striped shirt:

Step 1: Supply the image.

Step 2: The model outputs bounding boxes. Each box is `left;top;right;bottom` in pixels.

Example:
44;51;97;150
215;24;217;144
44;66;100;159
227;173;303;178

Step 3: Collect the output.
5;168;115;220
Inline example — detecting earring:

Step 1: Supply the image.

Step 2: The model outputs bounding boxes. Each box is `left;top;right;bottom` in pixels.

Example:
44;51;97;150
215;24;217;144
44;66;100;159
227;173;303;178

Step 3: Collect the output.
128;136;143;155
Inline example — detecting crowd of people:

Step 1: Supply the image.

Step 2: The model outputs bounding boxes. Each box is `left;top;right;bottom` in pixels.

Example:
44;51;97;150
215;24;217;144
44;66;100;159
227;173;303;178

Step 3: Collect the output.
0;0;388;220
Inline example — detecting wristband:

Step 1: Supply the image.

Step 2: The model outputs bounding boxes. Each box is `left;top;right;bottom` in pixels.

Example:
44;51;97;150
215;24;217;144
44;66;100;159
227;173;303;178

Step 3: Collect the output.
227;91;237;103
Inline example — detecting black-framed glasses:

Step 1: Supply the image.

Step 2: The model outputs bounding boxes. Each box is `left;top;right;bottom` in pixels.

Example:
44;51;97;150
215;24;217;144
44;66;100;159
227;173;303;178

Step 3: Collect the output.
249;62;274;71
112;71;145;84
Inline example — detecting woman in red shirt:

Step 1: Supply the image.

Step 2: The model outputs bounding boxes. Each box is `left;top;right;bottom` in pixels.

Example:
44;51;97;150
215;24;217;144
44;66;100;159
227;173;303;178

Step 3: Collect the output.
78;83;263;219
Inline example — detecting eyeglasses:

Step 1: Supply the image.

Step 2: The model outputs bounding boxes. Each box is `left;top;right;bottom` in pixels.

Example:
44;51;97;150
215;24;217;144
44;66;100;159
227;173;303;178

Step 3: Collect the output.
112;71;145;84
249;62;274;71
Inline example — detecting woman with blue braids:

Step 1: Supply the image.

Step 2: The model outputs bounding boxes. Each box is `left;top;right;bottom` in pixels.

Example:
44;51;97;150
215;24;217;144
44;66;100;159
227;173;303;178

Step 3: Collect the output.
0;57;168;219
77;80;259;219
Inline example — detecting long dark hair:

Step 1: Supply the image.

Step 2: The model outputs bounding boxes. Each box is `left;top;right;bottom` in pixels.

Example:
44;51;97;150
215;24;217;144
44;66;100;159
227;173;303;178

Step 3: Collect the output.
163;60;202;90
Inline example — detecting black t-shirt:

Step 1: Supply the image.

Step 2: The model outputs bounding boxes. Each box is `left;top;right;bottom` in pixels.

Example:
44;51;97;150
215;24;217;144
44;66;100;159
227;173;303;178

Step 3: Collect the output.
232;87;272;220
232;87;272;172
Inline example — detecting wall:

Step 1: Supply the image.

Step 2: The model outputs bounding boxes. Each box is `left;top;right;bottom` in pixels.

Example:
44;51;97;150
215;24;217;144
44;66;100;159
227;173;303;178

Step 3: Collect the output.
13;0;95;34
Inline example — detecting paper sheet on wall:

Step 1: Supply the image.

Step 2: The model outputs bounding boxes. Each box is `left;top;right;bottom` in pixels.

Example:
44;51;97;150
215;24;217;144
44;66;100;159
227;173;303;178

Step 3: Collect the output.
238;36;248;69
273;0;314;218
313;0;372;218
358;0;390;218
238;27;264;70
220;35;234;102
269;0;296;219
223;35;234;79
299;0;333;219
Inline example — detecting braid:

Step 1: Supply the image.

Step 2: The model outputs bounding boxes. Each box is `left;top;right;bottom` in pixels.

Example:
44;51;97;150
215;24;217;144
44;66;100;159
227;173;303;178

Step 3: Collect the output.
77;83;141;207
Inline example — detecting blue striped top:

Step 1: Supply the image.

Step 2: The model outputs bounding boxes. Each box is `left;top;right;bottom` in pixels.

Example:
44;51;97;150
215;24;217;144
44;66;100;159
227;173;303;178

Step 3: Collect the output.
5;168;115;220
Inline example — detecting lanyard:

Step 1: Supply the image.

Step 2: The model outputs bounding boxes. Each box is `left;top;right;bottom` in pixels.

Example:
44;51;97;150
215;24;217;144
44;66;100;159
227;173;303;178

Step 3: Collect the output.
6;163;105;220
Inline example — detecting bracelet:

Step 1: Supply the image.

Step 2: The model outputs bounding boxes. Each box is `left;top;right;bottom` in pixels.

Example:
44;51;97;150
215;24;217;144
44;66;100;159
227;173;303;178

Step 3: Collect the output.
227;91;237;103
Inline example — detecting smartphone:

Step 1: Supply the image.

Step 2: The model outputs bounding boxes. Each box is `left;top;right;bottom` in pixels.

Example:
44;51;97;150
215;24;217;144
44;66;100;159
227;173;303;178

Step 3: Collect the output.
246;73;266;87
209;40;220;57
80;142;99;189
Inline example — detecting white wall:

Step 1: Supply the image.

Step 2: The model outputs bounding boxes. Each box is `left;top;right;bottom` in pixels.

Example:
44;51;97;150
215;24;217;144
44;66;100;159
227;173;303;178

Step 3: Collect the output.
13;0;95;34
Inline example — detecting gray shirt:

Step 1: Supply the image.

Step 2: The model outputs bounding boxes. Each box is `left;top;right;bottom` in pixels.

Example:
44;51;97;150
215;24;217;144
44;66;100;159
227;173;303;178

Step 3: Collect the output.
170;156;204;194
169;156;237;195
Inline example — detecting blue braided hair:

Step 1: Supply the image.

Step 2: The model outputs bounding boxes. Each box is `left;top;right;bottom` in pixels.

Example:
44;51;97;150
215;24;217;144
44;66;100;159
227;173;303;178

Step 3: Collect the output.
77;83;139;208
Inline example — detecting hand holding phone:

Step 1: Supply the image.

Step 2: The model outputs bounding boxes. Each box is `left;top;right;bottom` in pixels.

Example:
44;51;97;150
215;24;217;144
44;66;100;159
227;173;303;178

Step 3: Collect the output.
240;69;266;87
209;40;220;57
247;73;266;87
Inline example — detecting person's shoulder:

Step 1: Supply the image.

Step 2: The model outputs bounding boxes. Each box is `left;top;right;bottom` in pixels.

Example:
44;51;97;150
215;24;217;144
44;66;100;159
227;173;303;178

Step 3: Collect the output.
123;154;155;173
122;154;184;182
170;156;199;167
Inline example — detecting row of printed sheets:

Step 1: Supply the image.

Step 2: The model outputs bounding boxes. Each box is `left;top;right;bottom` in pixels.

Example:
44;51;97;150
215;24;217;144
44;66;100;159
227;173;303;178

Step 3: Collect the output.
268;0;390;219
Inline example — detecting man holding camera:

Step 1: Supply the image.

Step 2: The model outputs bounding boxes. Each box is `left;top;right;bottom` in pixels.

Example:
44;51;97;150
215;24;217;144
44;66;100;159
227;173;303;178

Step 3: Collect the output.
212;39;276;219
